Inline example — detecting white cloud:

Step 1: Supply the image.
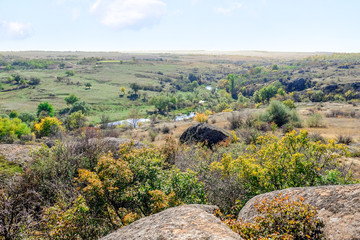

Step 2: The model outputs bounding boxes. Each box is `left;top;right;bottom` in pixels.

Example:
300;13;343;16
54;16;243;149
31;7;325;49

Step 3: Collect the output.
191;0;201;6
72;8;80;21
90;0;167;30
214;2;242;15
0;21;33;40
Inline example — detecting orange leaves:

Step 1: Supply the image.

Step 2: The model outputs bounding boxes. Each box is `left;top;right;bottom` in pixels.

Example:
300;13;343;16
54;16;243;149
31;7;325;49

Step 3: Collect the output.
149;190;181;214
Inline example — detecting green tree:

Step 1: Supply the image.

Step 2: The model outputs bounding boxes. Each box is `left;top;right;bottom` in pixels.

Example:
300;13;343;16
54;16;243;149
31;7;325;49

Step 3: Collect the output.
227;74;238;99
37;102;54;117
0;117;31;142
130;83;141;95
9;110;19;119
64;94;79;105
271;64;279;71
85;83;92;89
65;70;75;77
64;111;87;131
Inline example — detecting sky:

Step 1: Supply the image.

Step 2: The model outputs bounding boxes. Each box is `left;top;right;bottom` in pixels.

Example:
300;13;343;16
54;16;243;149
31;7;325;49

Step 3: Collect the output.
0;0;360;52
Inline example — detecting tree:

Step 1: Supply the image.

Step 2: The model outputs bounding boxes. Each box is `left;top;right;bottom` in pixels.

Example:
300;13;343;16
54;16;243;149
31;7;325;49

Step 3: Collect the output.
65;70;75;77
28;77;40;86
37;102;54;117
8;110;19;119
130;83;141;95
227;74;238;99
127;108;141;128
120;86;126;96
64;94;79;105
69;101;90;115
271;64;279;71
64;111;87;131
85;83;92;89
0;117;31;142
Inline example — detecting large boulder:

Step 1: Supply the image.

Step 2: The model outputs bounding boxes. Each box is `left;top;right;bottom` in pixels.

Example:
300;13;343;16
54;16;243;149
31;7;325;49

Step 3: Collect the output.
180;123;230;147
238;184;360;240
101;204;242;240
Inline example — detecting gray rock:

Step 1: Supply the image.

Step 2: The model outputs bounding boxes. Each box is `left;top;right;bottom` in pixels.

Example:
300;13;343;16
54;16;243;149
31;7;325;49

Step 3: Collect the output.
238;184;360;240
180;123;230;147
101;204;242;240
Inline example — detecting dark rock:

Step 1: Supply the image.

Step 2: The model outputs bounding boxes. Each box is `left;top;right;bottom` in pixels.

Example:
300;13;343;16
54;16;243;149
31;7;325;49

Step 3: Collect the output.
238;184;360;240
180;123;230;147
101;204;243;240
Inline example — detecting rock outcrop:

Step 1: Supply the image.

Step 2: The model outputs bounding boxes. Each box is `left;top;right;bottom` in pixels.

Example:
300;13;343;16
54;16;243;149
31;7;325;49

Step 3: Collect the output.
101;204;242;240
0;144;39;164
180;123;230;147
238;184;360;240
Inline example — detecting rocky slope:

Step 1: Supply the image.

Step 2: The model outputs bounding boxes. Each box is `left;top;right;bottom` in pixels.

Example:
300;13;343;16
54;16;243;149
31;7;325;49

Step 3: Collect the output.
238;184;360;240
100;204;242;240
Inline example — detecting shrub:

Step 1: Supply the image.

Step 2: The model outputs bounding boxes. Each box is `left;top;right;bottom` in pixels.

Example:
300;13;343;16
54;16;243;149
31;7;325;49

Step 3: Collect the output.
336;135;352;145
28;77;40;85
0;117;31;143
263;100;291;127
76;142;206;229
37;102;54;117
307;113;324;128
18;112;36;123
225;194;325;240
64;94;79;105
211;130;353;197
227;112;243;130
64;111;87;131
8;110;19;119
34;117;63;137
161;125;170;134
194;113;208;123
148;129;158;142
283;99;296;109
309;133;326;143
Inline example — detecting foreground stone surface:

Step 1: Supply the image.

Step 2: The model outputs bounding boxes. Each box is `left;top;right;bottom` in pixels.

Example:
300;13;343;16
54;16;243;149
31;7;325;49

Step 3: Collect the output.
180;123;230;147
238;184;360;240
101;204;242;240
0;144;39;164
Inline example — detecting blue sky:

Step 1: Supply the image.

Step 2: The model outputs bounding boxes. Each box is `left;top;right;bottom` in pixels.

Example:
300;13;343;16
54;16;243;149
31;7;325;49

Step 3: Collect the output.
0;0;359;52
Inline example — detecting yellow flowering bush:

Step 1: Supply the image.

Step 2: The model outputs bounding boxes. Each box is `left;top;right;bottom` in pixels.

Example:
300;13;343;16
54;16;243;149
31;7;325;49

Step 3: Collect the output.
34;117;63;137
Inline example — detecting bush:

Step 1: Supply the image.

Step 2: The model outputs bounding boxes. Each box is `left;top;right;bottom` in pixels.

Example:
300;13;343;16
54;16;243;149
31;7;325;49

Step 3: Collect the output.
194;113;208;123
64;94;79;105
0;117;31;143
283;99;296;109
34;117;63;137
64;111;87;131
227;112;243;130
76;142;206;229
307;113;324;128
37;102;54;117
263;100;291;127
28;77;40;85
8;110;19;119
225;194;325;240
18;112;36;123
161;125;170;134
211;130;353;197
337;135;352;145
